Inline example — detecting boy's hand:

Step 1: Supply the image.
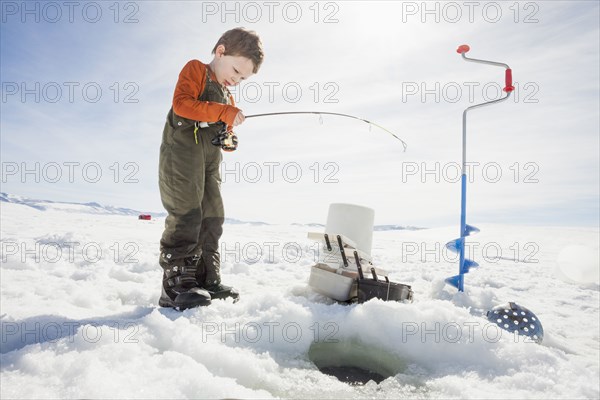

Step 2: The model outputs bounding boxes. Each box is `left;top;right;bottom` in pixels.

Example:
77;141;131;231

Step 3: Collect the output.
232;111;245;126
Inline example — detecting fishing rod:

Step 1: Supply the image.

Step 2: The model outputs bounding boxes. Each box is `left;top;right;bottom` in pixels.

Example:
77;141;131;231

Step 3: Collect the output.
205;111;407;152
245;111;407;152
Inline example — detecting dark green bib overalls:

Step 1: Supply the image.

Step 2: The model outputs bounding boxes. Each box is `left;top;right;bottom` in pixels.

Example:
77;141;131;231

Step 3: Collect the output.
158;70;229;286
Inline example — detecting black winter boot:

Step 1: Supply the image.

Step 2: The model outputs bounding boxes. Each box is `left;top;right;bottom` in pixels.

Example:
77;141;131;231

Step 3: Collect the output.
204;283;240;302
197;256;240;302
159;256;211;310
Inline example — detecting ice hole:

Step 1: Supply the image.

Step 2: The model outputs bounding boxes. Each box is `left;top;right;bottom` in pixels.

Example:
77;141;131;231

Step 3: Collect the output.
308;339;406;385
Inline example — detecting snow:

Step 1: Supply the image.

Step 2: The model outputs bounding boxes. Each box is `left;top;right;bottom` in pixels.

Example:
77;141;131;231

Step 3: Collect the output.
1;200;599;399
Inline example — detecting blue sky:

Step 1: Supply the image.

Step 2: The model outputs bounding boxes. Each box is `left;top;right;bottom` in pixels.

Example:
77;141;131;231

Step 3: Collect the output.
1;1;598;227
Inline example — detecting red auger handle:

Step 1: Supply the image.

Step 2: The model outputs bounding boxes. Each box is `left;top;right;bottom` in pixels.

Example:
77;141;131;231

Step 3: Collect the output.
504;68;514;93
457;44;514;93
457;44;470;54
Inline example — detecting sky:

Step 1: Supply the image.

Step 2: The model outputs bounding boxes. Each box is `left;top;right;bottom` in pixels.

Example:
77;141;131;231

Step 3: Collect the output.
1;1;599;227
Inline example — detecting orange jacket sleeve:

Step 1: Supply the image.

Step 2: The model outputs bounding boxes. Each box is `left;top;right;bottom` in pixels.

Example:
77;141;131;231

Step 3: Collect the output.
172;60;240;127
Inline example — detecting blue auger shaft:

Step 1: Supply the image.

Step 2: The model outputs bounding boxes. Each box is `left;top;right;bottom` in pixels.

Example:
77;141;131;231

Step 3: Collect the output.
458;174;467;291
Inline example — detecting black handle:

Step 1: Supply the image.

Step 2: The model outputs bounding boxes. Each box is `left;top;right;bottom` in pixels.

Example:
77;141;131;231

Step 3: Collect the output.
370;267;378;281
324;233;332;251
337;235;348;267
353;251;364;280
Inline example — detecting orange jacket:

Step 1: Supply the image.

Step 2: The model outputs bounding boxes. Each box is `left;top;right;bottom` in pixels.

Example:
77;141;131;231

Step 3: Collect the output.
172;60;240;127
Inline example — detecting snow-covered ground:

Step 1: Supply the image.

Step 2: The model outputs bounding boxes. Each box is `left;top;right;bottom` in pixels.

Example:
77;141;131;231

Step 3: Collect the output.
1;199;599;399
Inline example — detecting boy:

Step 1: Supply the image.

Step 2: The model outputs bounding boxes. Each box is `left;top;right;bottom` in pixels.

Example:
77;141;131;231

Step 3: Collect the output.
158;28;264;310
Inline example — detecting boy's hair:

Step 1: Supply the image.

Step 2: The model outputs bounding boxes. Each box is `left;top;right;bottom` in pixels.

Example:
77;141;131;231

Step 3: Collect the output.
212;27;264;73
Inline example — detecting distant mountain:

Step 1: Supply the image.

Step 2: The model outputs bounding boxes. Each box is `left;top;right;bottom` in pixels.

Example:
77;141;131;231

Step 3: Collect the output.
1;193;424;229
292;222;326;228
292;222;424;231
374;225;424;231
1;192;166;217
224;217;269;226
0;192;272;225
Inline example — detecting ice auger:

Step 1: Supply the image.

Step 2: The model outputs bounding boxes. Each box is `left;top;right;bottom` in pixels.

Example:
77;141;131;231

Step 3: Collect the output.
445;45;515;292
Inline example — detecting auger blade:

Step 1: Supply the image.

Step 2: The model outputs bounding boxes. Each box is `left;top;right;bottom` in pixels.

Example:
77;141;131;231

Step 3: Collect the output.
461;259;479;274
464;224;480;236
445;275;462;289
445;238;464;253
446;225;480;291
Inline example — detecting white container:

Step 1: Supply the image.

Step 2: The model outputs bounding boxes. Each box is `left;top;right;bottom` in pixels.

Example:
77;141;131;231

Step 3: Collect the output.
308;263;358;301
325;203;375;256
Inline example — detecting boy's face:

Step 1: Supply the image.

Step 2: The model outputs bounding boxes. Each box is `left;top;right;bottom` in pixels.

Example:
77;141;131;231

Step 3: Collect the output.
212;44;255;87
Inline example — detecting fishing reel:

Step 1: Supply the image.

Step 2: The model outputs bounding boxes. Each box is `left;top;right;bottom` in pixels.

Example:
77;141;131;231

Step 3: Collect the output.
211;122;238;152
